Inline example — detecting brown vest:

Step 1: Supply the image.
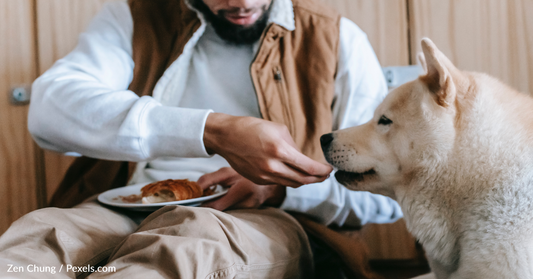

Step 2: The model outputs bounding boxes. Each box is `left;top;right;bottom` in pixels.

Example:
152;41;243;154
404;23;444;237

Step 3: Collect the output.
50;0;340;208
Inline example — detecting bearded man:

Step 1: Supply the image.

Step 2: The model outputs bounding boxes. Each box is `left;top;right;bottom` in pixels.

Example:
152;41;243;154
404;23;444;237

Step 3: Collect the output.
0;0;402;278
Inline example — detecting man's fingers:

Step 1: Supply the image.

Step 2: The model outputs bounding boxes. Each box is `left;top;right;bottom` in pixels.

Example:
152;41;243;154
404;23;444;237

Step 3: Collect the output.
283;147;333;177
231;154;330;187
197;167;238;190
278;128;332;176
255;159;330;187
202;185;250;211
272;166;329;187
227;199;258;210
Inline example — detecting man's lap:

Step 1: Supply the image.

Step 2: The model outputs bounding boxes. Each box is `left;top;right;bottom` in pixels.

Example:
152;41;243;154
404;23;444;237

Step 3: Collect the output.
0;200;311;279
96;206;312;278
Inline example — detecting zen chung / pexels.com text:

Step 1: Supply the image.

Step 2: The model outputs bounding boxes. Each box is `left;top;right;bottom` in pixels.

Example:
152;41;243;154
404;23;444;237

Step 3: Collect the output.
7;264;116;274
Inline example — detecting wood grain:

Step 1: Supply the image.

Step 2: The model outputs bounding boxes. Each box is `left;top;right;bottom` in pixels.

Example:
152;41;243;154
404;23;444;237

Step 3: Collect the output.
409;0;533;95
321;0;410;66
0;0;38;234
35;0;112;202
36;0;112;73
360;220;418;260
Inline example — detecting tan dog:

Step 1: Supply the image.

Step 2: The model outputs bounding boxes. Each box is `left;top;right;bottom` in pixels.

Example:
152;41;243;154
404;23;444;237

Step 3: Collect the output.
321;38;533;279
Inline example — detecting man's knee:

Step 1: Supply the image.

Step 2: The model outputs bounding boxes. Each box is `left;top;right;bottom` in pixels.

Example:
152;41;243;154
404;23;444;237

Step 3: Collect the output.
21;207;67;223
106;206;313;278
1;203;136;250
4;207;65;235
135;205;239;238
124;206;311;262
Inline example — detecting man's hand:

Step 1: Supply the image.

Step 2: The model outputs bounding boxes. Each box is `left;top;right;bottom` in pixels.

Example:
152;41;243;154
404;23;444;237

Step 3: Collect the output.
203;113;332;187
198;167;286;211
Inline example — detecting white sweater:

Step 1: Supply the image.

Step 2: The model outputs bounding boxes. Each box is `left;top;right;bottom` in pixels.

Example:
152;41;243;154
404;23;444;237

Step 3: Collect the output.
29;0;402;227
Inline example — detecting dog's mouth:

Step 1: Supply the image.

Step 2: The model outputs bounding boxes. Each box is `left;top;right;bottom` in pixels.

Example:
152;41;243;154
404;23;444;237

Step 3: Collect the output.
335;169;376;184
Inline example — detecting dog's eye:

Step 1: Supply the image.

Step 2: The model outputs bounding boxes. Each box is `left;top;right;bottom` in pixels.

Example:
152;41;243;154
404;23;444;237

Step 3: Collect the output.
378;115;393;125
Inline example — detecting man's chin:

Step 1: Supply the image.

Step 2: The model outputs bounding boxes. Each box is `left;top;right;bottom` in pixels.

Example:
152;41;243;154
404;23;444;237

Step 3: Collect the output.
224;12;262;26
191;0;271;45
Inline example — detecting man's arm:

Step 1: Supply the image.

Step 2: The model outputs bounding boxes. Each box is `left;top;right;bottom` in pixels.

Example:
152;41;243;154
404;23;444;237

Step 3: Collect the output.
29;2;330;186
29;2;212;162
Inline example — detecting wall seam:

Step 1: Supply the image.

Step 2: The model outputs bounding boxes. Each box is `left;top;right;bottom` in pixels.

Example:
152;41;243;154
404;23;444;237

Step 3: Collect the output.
31;0;47;208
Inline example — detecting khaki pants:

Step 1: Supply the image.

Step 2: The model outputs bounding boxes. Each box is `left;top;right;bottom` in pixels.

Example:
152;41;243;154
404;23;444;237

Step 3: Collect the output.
0;201;312;279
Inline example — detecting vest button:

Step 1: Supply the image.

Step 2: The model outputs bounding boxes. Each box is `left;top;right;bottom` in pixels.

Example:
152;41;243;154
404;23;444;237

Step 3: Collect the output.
274;70;282;81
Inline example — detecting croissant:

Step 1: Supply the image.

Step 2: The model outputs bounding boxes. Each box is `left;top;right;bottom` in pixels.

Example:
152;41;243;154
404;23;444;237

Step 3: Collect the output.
141;179;203;204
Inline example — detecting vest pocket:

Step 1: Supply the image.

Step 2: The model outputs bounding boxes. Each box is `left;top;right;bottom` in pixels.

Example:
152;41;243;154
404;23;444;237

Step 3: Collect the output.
273;66;295;136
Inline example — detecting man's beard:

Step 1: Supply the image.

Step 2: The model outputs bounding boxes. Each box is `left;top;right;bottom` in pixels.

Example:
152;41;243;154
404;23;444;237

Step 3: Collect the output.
190;0;272;45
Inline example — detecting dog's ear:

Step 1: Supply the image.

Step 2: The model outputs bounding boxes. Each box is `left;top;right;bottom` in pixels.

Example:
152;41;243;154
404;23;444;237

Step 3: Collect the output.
417;52;427;74
420;38;461;108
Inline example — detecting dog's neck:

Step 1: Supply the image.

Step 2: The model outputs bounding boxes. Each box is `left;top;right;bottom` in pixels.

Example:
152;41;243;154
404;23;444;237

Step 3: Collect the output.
396;177;460;273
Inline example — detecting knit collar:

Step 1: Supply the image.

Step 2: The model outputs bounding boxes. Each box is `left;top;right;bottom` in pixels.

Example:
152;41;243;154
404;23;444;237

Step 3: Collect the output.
267;0;296;31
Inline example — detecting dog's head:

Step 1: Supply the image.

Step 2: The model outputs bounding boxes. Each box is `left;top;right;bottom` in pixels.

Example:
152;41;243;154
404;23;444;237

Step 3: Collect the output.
322;38;471;199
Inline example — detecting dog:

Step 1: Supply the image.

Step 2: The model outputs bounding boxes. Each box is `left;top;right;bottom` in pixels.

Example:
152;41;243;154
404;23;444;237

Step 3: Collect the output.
320;38;533;279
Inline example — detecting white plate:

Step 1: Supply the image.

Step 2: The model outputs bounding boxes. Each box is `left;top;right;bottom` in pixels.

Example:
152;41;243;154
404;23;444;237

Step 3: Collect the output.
98;183;228;211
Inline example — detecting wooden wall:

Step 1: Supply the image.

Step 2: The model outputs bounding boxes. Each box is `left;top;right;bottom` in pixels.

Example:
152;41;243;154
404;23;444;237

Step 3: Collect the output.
35;0;113;203
323;0;410;67
0;0;39;234
1;0;532;263
0;0;113;234
409;0;533;95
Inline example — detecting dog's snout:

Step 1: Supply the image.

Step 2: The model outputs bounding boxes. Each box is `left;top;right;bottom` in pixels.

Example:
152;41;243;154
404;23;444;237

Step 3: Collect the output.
320;133;334;150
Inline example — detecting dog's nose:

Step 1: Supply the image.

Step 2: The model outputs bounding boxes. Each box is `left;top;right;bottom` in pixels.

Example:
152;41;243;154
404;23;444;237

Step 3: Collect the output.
320;133;334;149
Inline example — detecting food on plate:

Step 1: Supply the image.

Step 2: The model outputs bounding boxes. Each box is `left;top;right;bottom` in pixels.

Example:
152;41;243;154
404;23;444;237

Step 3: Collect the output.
114;194;142;203
140;179;211;204
202;184;216;197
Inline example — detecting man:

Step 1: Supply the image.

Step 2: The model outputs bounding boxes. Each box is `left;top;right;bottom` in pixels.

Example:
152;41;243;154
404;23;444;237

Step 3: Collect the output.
0;0;402;278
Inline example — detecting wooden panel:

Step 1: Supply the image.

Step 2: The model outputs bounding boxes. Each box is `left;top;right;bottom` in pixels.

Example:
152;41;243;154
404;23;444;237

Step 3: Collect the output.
321;0;410;66
409;0;533;95
360;220;418;260
36;0;111;73
35;0;112;202
42;152;75;203
0;0;38;234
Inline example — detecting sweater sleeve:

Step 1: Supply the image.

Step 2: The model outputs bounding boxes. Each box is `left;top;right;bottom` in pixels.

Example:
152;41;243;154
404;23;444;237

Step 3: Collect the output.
28;1;211;161
280;17;403;227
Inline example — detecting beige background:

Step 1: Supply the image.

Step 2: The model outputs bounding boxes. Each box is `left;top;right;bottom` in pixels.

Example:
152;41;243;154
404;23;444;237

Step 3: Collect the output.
1;0;532;262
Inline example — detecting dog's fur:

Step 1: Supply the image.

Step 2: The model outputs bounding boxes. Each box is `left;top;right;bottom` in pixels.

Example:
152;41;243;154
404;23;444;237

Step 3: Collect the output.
321;38;533;279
